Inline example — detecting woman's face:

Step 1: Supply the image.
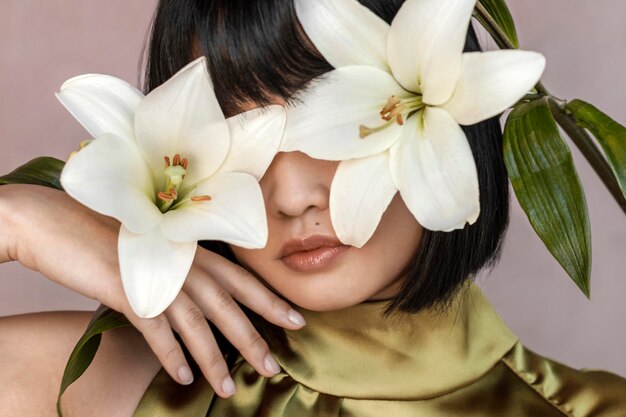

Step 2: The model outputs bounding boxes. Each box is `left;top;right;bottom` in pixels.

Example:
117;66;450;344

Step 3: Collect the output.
228;99;423;311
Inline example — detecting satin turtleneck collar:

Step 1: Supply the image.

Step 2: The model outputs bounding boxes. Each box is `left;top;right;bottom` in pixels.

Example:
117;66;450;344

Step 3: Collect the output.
274;282;518;400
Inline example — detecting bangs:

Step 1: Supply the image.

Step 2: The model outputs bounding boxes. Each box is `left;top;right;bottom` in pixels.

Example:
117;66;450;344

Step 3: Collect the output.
144;0;332;115
144;0;509;322
144;0;482;116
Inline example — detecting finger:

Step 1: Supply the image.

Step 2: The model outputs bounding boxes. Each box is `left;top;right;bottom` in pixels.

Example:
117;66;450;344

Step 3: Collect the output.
194;249;307;329
124;311;194;387
165;291;238;399
183;272;283;379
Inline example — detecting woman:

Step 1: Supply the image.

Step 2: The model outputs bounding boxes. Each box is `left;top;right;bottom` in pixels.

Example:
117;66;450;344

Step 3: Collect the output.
1;0;625;416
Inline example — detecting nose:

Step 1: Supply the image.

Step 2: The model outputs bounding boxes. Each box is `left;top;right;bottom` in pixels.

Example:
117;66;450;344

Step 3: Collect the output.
260;151;337;218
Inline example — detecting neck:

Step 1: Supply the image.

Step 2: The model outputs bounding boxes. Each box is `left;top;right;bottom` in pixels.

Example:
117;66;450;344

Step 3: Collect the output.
270;281;518;400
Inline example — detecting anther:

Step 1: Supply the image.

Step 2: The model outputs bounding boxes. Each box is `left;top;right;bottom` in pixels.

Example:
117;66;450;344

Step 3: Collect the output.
157;191;174;203
181;158;188;169
191;195;212;202
164;156;171;167
380;96;400;116
173;154;181;166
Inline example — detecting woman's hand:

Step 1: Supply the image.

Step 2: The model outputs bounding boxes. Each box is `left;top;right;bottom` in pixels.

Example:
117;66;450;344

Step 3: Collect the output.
0;183;306;398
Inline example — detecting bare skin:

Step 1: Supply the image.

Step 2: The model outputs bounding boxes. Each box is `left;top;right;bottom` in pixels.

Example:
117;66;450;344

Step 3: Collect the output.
0;100;422;416
0;184;307;415
231;152;422;312
1;312;158;417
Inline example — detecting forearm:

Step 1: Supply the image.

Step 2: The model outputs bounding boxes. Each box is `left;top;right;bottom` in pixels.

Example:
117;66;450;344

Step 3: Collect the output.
0;184;20;264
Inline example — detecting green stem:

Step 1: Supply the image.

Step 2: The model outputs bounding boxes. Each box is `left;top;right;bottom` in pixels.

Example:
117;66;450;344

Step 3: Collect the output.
548;98;626;214
474;2;515;49
474;3;625;212
535;81;550;97
474;3;550;97
520;93;544;102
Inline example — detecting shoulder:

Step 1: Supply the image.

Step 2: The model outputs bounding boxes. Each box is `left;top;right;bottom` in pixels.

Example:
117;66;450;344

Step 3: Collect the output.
0;310;160;417
499;342;626;417
0;311;92;416
0;312;89;416
60;311;162;417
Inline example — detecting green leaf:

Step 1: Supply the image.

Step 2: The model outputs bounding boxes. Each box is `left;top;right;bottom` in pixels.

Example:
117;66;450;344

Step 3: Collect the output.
565;99;626;198
504;97;591;297
478;0;520;48
57;306;131;417
0;156;65;190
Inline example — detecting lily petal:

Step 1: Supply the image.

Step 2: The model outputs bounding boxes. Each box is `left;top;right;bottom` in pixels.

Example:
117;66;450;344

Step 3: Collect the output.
389;108;480;231
216;105;286;180
294;0;390;70
56;74;143;141
387;0;476;104
282;66;409;160
330;152;397;248
61;133;162;234
442;50;547;125
135;57;230;188
118;225;197;318
161;172;267;249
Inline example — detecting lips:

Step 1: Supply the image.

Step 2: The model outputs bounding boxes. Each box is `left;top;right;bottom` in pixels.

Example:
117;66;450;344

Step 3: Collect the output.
279;235;351;272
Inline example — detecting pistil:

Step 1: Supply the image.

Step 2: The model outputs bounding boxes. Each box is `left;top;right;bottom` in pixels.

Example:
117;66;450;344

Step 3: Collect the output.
156;153;213;213
157;153;187;213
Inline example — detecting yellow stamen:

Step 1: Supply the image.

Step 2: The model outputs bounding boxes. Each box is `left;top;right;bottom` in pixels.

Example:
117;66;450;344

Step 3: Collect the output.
191;195;212;202
359;95;424;138
380;96;402;119
157;154;188;213
380;95;407;123
157;191;174;203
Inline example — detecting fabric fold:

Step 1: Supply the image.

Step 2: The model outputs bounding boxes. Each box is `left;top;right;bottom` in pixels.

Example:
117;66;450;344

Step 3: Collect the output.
132;280;626;416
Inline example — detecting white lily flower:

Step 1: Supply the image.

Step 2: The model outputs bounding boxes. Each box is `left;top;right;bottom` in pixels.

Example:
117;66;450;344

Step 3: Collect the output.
283;0;546;247
58;58;286;318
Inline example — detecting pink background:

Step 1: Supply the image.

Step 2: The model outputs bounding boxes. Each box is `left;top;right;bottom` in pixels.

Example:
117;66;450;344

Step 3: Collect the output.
1;1;625;376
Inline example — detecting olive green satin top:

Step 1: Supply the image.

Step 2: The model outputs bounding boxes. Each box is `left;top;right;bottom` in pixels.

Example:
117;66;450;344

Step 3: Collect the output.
133;283;626;416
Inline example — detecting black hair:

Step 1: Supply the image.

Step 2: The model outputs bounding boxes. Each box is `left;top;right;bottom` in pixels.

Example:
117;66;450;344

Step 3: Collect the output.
143;0;509;354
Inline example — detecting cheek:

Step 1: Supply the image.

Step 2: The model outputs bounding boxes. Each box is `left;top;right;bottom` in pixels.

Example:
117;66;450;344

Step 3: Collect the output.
228;245;273;279
230;193;423;310
359;193;423;285
379;193;423;253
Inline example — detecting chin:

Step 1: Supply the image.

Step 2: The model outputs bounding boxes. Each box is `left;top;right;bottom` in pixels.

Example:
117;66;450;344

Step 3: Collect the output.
289;296;359;312
278;283;371;312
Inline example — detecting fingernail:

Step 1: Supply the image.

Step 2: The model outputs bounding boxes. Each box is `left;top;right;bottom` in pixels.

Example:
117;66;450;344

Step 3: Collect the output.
264;353;281;375
222;376;237;396
178;365;194;385
288;309;307;327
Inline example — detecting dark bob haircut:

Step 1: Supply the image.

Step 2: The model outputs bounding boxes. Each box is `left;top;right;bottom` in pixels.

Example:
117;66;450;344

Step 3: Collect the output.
143;0;510;354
